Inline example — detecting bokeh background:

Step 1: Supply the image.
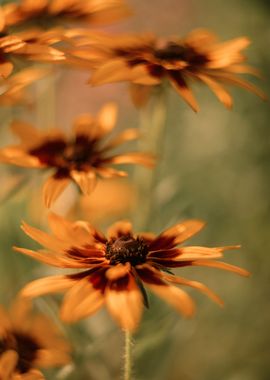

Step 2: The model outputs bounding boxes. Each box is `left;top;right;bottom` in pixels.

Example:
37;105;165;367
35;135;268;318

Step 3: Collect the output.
0;0;269;379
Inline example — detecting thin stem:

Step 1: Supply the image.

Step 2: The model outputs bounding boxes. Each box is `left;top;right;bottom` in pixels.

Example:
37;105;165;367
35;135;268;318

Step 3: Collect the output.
124;330;132;380
134;86;168;230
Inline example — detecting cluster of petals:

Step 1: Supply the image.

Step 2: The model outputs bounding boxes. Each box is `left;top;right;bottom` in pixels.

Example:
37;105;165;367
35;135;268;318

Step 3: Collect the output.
0;298;70;380
69;29;267;110
1;0;130;29
0;103;154;207
15;214;249;331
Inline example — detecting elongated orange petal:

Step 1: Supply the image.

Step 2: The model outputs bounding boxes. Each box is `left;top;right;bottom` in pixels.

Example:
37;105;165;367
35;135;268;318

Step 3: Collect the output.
106;152;155;167
192;260;250;276
60;279;104;323
10;120;42;144
146;282;195;317
163;273;224;306
21;276;75;298
21;221;68;251
90;59;132;86
169;72;199;112
196;73;233;109
101;128;139;152
105;274;143;331
43;176;69;208
14;247;87;268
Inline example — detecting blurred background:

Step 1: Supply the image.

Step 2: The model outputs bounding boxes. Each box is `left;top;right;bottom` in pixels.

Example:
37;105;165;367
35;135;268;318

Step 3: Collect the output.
0;0;269;379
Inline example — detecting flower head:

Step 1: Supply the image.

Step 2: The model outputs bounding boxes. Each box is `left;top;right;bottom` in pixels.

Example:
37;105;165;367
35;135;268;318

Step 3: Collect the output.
16;214;249;331
0;298;70;379
1;0;130;30
86;29;266;111
0;104;154;207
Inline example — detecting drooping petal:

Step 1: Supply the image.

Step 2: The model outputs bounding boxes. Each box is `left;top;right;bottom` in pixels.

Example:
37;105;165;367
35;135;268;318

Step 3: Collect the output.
163;273;224;306
196;73;233;109
136;264;195;317
90;59;133;85
43;176;70;208
70;170;97;195
169;71;199;112
105;273;144;331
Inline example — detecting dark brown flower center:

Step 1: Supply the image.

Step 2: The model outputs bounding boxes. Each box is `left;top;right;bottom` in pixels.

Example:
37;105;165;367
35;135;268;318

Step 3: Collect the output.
105;236;148;266
29;135;99;170
154;42;208;65
0;331;40;373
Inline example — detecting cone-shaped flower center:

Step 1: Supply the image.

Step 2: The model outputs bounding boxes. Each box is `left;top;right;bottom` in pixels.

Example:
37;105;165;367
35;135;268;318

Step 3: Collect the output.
105;235;148;266
0;331;40;373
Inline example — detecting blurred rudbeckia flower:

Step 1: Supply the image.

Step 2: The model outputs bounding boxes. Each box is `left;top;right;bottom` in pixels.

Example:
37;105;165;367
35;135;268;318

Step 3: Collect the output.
16;214;249;331
0;67;51;106
0;103;154;207
0;298;70;379
1;0;131;30
86;29;266;111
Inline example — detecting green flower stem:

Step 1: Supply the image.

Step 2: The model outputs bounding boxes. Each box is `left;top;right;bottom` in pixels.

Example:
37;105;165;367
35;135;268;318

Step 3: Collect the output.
134;86;168;230
124;330;132;380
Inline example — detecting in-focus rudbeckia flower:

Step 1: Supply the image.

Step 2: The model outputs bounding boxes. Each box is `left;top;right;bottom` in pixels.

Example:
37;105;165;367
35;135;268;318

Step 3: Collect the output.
16;214;249;331
1;0;130;30
85;29;266;111
0;298;70;380
0;104;154;207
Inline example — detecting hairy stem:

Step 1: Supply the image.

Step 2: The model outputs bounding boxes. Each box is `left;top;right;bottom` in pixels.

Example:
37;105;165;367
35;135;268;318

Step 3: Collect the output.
124;330;132;380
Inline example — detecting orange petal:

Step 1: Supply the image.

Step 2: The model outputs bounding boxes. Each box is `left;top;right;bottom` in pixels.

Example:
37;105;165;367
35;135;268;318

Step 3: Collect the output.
20;275;75;298
150;219;205;250
169;72;199;112
20;221;68;252
107;220;133;239
146;282;195;317
163;274;224;306
43;176;70;208
10;120;42;145
192;260;250;276
105;274;143;331
14;247;86;268
101;128;140;152
90;59;132;86
106;152;155;168
18;368;45;380
70;170;97;195
196;74;233;109
60;279;104;323
97;102;118;136
48;212;94;246
0;350;18;379
0;62;13;78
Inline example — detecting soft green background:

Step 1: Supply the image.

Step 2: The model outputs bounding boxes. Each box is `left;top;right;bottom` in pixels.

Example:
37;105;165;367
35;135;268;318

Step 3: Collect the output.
0;0;269;379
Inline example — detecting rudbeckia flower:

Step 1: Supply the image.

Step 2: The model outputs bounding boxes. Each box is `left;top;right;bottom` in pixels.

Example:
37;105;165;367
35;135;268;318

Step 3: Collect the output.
0;104;154;207
1;0;130;29
84;29;266;111
0;298;70;380
16;214;249;331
